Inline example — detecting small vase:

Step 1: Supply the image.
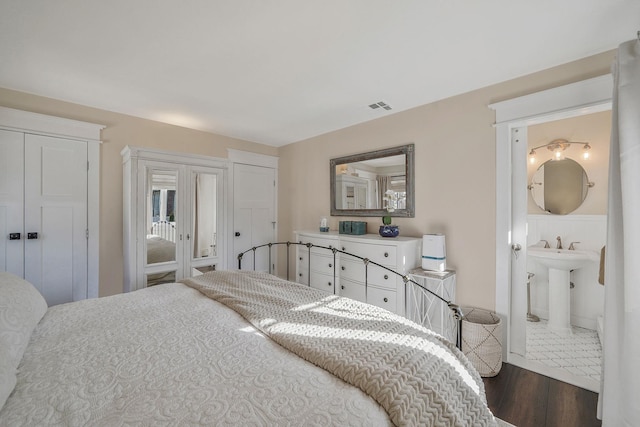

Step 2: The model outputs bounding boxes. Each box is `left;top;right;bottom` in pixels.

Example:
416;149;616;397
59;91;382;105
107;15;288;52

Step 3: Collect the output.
379;225;399;238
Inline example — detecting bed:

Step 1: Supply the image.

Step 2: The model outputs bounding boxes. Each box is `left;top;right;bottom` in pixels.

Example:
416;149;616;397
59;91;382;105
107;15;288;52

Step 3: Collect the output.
0;266;499;426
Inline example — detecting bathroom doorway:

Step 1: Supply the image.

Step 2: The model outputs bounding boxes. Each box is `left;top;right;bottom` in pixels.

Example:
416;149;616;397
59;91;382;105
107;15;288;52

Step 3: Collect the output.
491;75;613;393
522;111;610;392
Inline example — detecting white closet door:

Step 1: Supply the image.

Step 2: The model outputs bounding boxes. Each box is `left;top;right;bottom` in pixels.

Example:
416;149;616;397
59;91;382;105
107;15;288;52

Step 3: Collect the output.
0;129;25;277
233;164;276;272
24;134;88;306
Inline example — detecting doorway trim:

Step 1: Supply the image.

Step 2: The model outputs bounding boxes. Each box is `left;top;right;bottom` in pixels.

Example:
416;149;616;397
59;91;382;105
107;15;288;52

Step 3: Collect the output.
490;75;612;361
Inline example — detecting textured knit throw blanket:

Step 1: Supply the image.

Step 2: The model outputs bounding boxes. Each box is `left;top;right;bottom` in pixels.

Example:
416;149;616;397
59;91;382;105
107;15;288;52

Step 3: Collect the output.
181;271;497;427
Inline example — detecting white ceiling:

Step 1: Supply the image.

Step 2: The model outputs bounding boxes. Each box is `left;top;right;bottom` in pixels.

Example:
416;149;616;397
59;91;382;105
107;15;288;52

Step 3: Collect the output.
1;1;638;147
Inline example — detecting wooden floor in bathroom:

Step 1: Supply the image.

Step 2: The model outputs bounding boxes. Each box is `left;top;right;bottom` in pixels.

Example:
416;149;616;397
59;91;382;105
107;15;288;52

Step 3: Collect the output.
483;363;601;427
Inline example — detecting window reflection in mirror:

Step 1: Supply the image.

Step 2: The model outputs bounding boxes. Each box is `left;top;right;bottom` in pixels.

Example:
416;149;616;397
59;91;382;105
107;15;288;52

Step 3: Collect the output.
192;172;217;259
147;170;177;265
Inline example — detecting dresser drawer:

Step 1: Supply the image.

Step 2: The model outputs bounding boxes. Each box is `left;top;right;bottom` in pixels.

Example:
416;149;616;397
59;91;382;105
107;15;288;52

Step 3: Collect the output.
340;241;397;266
296;267;308;285
340;259;396;290
309;272;336;293
367;287;397;313
296;267;336;293
339;279;365;302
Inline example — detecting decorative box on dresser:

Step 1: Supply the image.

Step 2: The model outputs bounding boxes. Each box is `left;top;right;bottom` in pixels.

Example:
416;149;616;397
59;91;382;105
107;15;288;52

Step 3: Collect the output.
294;231;420;315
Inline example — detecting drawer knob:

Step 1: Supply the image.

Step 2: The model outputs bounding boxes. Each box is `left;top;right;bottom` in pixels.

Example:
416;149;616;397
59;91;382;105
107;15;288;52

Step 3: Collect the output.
341;285;345;290
342;247;345;251
298;273;302;277
383;297;388;303
299;257;303;260
384;274;389;280
328;282;332;287
341;266;345;271
384;252;389;257
329;263;332;268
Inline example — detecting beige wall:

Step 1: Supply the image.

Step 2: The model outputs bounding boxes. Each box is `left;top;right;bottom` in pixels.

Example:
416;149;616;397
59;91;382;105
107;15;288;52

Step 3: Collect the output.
0;87;277;297
278;51;615;311
527;110;611;214
1;49;615;308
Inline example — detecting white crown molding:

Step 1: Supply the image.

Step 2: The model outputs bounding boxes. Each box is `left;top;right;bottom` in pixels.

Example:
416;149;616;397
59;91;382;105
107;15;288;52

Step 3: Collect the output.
490;74;613;125
121;145;228;169
227;148;279;169
0;106;104;142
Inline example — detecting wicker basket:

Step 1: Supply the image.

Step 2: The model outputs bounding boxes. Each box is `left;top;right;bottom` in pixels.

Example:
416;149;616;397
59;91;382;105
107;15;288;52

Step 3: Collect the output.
460;307;502;377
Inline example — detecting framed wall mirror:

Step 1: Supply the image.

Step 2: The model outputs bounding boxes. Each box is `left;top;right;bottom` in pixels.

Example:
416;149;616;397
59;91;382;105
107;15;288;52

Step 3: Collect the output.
330;144;415;217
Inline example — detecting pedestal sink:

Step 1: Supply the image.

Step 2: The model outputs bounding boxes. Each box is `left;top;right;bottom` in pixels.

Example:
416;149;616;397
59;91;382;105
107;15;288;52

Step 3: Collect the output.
528;246;599;334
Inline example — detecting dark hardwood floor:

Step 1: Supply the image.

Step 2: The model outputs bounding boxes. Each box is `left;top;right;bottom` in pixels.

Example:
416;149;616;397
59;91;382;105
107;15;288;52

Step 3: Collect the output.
483;363;601;427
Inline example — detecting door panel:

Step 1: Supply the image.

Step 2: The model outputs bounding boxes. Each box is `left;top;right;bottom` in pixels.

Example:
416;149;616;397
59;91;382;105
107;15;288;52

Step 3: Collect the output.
39;206;74;305
233;164;276;272
24;134;88;305
0;130;24;276
510;126;528;356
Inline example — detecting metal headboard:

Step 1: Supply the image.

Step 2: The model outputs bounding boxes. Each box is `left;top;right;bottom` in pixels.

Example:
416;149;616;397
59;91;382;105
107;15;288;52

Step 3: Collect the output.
237;241;462;349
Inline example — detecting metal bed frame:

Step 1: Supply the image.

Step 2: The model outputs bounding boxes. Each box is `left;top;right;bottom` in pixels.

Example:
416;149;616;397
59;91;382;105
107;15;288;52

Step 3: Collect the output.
237;241;463;350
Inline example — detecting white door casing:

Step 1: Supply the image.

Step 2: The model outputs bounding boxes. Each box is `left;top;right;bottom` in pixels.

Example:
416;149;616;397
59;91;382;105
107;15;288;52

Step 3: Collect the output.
490;75;612;362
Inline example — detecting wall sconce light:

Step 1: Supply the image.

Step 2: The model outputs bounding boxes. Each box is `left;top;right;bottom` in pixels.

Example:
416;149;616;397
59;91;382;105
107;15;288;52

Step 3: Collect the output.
528;139;592;163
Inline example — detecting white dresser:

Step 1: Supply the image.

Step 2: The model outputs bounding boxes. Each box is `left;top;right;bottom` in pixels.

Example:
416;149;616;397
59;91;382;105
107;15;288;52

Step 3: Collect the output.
294;231;420;315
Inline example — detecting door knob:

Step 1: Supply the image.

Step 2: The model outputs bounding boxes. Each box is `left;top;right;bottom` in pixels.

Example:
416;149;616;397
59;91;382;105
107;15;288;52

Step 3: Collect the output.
235;232;241;237
511;243;522;259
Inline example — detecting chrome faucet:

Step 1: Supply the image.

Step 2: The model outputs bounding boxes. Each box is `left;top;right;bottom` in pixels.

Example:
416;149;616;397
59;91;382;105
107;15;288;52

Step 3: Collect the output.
556;236;563;249
540;240;550;248
568;241;580;250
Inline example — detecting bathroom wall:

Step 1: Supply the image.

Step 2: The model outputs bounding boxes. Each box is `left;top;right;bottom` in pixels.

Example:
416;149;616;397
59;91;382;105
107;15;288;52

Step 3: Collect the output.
526;110;611;330
527;110;611;215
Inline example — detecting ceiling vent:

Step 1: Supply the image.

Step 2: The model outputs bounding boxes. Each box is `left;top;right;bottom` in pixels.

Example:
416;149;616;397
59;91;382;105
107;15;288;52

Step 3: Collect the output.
369;101;392;111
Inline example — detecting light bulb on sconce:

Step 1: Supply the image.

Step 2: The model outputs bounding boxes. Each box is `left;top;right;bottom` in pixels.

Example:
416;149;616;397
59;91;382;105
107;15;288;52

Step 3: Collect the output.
554;149;563;160
528;139;592;162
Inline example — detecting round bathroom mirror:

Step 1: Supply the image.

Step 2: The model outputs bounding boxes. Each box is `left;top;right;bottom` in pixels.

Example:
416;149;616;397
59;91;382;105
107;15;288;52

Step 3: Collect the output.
529;158;592;215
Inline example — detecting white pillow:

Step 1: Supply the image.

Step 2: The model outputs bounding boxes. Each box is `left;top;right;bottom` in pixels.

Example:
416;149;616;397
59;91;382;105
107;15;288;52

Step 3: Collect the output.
0;272;48;409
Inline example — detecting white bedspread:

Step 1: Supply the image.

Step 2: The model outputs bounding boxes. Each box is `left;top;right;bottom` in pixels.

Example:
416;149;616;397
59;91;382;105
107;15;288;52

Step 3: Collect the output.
0;283;391;426
182;271;497;427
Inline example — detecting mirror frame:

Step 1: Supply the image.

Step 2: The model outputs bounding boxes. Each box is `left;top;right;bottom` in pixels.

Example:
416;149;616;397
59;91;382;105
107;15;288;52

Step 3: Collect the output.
330;143;415;217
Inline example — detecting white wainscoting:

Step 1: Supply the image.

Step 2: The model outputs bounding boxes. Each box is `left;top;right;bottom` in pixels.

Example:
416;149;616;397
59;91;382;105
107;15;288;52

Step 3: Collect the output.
526;215;606;330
